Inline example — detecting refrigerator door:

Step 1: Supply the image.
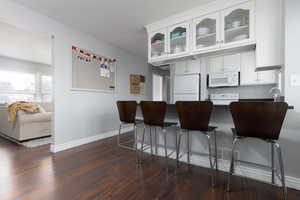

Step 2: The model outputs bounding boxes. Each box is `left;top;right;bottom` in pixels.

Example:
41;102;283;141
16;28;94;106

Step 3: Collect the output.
174;94;199;102
174;74;200;94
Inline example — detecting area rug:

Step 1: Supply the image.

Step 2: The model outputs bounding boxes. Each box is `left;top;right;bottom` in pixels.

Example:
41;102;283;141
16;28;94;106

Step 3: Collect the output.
0;132;52;148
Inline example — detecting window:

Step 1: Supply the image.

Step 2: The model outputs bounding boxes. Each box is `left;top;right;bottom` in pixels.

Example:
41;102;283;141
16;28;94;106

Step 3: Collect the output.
41;75;52;102
0;71;35;103
0;70;52;103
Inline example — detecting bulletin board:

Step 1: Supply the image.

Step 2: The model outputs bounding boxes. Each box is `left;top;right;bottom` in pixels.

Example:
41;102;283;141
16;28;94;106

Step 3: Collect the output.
130;74;146;94
71;46;117;92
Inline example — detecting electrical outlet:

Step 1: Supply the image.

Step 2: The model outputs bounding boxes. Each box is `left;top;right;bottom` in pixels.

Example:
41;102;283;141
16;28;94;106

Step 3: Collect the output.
291;74;300;86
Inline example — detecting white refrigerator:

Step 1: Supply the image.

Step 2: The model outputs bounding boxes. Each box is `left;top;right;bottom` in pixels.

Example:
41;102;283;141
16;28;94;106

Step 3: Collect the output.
173;74;200;103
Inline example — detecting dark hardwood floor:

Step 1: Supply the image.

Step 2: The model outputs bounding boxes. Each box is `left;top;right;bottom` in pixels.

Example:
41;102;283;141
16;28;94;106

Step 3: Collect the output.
0;135;299;200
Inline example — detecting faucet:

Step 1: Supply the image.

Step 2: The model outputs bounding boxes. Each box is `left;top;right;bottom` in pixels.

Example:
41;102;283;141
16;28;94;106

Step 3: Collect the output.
269;87;281;102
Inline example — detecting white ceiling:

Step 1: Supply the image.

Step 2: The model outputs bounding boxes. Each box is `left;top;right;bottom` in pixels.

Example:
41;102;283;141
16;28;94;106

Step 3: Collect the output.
0;21;51;65
12;0;215;59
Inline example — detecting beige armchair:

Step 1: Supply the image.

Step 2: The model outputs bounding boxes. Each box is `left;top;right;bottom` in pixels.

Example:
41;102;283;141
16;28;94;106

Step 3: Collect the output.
0;103;52;142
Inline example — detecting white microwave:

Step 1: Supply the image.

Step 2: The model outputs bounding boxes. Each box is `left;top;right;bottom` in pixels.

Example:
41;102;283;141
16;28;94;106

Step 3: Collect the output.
208;72;240;88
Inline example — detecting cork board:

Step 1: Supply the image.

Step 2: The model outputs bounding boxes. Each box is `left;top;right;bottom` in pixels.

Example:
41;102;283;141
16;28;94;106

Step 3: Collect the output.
130;74;145;94
71;46;116;92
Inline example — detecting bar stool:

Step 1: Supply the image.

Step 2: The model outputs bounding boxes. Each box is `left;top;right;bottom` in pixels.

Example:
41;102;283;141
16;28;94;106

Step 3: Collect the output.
116;101;141;151
227;102;288;200
139;101;177;164
176;101;218;184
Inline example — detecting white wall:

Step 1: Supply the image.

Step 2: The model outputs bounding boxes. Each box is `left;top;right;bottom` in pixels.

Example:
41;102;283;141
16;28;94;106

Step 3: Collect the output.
281;0;300;178
0;56;51;75
0;21;51;65
0;0;151;147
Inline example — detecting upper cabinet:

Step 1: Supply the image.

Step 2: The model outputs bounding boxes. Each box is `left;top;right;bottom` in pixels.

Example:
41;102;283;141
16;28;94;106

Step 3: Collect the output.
168;23;190;57
148;29;168;60
191;1;254;53
192;13;220;52
146;0;282;68
221;2;254;46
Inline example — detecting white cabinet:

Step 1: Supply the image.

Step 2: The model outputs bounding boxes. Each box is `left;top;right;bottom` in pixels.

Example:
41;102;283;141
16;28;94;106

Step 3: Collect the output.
174;60;200;75
240;51;276;85
256;0;283;68
148;29;168;61
221;1;255;47
191;1;255;53
168;22;190;57
223;54;241;72
192;13;220;52
208;56;223;74
207;53;241;74
174;74;200;94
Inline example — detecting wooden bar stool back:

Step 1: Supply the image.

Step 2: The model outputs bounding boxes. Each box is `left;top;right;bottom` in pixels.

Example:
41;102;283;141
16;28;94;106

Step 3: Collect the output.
228;102;288;200
176;101;218;186
116;101;139;151
139;101;177;164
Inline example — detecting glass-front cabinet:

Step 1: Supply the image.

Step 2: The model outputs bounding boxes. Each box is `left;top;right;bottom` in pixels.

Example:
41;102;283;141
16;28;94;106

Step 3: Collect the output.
192;13;220;51
148;1;255;63
221;2;254;46
148;29;167;60
168;22;189;56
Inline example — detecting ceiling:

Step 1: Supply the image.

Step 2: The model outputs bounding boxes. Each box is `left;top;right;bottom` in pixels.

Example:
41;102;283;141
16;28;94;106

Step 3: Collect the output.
12;0;215;59
0;21;51;65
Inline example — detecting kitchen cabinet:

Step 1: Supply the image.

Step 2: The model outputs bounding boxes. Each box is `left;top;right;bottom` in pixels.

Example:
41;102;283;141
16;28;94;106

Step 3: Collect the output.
221;1;255;47
148;29;168;61
223;54;241;72
240;51;276;85
192;13;220;52
147;1;256;64
191;1;255;53
256;0;283;68
174;59;200;75
168;22;190;57
208;56;223;74
207;53;240;74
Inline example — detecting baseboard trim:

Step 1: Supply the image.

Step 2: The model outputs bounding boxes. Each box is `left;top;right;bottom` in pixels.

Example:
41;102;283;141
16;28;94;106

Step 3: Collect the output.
138;143;300;191
50;126;133;153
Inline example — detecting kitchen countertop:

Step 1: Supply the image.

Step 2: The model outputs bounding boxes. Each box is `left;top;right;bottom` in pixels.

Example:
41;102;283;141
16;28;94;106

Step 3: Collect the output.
165;98;294;110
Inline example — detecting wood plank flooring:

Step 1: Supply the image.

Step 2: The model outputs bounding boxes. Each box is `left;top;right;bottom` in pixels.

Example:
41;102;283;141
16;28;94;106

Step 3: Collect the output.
0;135;299;200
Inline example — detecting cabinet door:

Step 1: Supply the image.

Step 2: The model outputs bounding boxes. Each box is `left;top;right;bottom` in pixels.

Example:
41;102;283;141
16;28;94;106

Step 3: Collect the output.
208;56;224;74
240;51;258;85
149;29;168;61
257;71;276;84
168;22;189;57
221;1;254;46
174;61;187;75
186;59;201;74
174;60;200;75
192;13;220;52
174;75;199;94
223;53;241;72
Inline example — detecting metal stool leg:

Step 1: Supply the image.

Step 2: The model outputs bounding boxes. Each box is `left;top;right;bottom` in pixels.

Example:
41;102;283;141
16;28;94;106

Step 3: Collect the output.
117;123;122;146
163;129;168;158
187;131;191;166
271;142;275;184
207;134;215;187
214;130;218;171
275;142;287;200
227;137;239;192
149;126;153;155
176;131;182;167
155;127;158;155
